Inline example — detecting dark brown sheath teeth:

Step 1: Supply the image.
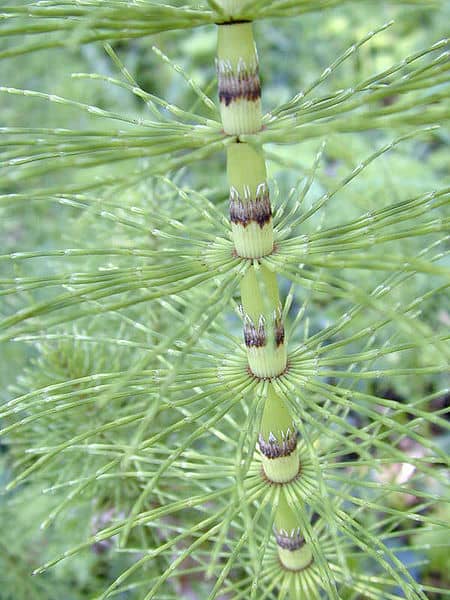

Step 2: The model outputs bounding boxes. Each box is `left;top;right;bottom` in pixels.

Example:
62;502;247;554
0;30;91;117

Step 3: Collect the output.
275;528;305;551
218;72;261;106
244;317;266;347
216;59;261;106
275;315;285;347
258;429;297;459
230;185;271;228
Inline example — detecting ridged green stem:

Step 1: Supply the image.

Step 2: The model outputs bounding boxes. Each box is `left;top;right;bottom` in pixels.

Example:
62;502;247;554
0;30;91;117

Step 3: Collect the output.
216;12;313;573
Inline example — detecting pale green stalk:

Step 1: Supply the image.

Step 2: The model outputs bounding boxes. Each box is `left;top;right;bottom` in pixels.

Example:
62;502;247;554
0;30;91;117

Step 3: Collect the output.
216;3;314;574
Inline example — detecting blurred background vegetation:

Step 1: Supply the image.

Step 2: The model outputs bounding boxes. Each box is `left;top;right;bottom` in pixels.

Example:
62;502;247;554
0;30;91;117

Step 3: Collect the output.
1;1;449;598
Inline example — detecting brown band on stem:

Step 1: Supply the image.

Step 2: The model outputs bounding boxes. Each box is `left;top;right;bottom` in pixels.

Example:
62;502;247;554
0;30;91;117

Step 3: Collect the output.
216;20;252;26
243;315;266;347
275;528;305;551
230;184;271;228
258;429;297;459
217;60;261;106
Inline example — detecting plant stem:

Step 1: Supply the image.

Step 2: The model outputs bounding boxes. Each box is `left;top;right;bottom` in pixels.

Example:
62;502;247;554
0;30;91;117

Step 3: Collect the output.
216;9;313;573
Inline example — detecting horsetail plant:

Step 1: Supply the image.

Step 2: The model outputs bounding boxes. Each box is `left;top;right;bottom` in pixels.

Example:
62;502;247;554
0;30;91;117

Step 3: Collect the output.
1;0;449;599
217;15;312;573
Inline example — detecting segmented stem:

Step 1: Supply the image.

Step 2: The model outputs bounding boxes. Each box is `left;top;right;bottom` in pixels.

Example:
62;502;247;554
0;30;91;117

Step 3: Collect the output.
216;9;314;573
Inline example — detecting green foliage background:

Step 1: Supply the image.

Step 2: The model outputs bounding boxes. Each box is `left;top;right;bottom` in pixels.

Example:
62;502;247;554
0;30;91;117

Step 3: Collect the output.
0;1;449;598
